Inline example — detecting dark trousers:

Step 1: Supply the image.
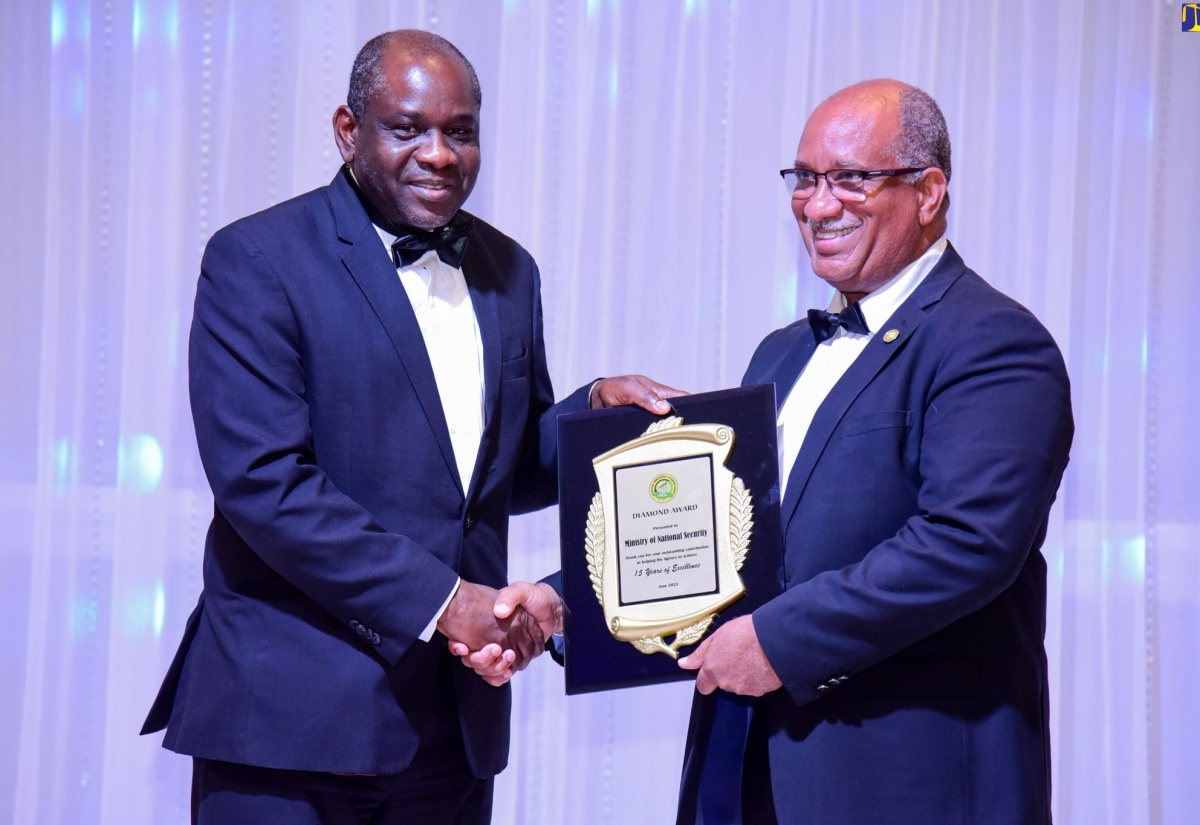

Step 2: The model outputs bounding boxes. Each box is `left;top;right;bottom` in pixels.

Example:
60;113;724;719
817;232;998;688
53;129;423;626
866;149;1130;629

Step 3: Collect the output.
688;693;777;825
192;658;493;824
191;747;492;825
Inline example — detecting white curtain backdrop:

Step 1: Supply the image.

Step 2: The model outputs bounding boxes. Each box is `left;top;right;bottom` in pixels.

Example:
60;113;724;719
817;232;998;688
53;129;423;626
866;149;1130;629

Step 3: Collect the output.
2;1;1197;823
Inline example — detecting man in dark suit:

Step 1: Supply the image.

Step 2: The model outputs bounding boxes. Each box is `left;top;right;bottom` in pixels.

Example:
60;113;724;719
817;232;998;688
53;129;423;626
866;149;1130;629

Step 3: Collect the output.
674;80;1074;823
141;30;679;824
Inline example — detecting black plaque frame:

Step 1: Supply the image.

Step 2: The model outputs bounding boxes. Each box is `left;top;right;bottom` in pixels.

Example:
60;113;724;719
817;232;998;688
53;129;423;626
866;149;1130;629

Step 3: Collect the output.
557;384;783;694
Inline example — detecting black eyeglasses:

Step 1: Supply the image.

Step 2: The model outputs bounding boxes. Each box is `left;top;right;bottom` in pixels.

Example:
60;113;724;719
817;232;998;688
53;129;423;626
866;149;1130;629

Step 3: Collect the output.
779;167;927;201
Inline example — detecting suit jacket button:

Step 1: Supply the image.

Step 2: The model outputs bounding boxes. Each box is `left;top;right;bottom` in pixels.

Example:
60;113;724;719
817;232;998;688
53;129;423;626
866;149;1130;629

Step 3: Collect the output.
816;684;828;693
464;514;475;531
371;632;381;645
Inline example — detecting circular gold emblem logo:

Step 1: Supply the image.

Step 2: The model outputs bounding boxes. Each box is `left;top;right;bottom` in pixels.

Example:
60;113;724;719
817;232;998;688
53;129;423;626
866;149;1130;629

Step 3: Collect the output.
649;473;678;503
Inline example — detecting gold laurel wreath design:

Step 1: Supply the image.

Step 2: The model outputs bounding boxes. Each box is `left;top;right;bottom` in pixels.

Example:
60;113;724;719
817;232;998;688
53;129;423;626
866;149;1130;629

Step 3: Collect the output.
585;493;606;607
729;476;752;572
630;636;670;656
629;616;716;659
643;416;683;434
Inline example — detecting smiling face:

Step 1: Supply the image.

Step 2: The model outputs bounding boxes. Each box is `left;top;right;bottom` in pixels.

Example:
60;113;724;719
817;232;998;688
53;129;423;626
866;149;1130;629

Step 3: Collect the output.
333;43;480;231
792;84;944;300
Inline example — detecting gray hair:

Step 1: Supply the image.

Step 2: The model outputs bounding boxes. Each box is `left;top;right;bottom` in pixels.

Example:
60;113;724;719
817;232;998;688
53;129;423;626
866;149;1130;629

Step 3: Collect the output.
894;86;951;217
346;30;482;121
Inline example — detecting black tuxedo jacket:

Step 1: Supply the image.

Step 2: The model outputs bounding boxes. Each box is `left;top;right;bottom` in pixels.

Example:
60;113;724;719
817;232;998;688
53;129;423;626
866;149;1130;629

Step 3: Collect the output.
142;171;588;777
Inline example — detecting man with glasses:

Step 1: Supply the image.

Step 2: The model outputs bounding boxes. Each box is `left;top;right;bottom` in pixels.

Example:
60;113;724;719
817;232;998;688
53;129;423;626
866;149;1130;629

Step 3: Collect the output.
675;80;1073;823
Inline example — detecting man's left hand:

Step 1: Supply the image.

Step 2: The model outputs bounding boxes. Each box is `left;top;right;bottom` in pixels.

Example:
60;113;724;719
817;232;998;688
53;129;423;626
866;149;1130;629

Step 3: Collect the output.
677;615;782;696
447;642;517;687
590;375;686;414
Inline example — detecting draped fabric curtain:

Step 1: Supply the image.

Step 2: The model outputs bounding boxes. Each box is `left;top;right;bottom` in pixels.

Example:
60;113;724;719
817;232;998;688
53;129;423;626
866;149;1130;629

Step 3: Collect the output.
2;1;1196;823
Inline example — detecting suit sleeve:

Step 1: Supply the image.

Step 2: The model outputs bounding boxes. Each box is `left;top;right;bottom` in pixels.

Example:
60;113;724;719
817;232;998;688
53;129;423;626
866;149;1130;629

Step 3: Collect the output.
753;302;1073;706
508;260;591;515
189;225;459;667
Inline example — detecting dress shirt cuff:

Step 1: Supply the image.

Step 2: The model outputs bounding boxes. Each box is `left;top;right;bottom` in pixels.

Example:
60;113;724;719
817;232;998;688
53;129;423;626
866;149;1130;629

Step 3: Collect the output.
587;379;603;409
420;578;461;642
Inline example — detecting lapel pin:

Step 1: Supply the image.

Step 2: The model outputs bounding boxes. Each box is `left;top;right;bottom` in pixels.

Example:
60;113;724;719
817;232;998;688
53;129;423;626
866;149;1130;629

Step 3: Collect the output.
882;329;900;343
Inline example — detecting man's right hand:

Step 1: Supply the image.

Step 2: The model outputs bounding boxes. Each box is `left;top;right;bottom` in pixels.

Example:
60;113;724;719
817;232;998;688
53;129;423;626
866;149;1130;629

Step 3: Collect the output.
493;581;563;639
436;581;545;674
447;581;563;686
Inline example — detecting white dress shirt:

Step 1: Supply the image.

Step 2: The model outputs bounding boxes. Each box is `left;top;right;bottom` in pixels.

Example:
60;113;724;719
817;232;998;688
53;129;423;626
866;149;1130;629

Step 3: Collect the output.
777;238;948;498
374;225;485;639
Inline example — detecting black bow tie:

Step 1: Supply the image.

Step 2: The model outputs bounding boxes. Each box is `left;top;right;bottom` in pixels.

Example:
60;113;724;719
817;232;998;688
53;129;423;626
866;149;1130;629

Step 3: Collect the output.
808;301;870;343
391;213;475;269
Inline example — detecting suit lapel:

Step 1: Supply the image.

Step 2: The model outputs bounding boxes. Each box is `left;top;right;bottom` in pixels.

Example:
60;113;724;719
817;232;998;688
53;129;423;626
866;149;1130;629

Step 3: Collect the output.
769;335;817;415
776;244;967;532
462;239;502;504
329;172;464;497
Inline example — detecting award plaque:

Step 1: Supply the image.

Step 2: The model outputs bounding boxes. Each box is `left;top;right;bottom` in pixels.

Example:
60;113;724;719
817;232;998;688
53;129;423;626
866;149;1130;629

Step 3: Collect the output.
557;384;783;694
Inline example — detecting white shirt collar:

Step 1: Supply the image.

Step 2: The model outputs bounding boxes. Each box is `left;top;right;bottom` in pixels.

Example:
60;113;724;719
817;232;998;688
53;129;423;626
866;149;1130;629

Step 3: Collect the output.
829;236;948;335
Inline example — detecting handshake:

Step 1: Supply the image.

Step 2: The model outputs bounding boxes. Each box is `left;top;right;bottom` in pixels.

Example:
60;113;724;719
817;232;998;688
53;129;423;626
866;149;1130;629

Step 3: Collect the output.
434;374;688;688
437;580;562;687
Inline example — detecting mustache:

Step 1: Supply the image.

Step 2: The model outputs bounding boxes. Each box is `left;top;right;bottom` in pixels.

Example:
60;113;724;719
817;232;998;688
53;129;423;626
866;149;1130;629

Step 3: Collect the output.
805;218;861;232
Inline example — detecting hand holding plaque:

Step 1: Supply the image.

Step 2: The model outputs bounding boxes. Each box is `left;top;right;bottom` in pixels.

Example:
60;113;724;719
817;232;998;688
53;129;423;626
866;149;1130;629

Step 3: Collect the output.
677;614;783;696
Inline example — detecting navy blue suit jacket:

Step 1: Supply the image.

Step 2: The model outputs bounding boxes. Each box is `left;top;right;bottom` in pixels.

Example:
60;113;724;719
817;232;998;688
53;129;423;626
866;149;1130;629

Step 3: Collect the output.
142;170;588;777
679;245;1073;823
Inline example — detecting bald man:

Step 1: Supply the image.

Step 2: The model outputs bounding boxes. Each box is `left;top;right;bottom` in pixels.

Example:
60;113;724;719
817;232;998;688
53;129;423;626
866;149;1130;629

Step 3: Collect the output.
675;80;1073;824
141;30;678;824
